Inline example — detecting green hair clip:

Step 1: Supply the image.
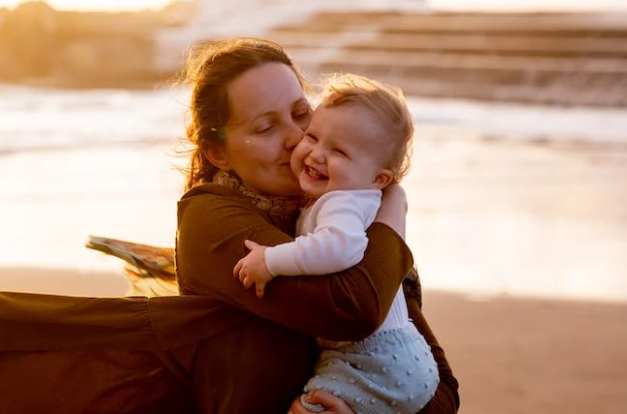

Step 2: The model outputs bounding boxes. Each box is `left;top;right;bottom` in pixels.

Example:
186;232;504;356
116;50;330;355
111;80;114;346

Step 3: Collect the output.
210;127;228;140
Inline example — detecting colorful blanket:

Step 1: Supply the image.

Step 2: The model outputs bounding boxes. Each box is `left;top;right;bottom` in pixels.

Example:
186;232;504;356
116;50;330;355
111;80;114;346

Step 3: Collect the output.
85;235;178;297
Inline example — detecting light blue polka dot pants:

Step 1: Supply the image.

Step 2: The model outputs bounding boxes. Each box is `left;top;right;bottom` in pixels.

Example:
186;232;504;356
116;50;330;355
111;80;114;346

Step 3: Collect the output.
301;324;439;414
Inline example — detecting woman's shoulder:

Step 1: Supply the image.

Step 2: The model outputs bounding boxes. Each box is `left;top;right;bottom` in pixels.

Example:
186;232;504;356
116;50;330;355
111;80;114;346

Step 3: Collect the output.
178;183;258;212
180;183;245;202
177;183;267;228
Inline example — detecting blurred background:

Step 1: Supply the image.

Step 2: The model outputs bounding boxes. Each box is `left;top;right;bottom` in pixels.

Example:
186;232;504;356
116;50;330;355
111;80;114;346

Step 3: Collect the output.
0;1;626;413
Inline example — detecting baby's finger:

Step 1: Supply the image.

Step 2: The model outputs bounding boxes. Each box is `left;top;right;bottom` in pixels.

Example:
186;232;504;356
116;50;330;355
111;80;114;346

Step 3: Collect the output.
255;282;266;299
244;239;260;251
233;259;243;278
242;276;254;289
241;271;250;285
238;267;248;283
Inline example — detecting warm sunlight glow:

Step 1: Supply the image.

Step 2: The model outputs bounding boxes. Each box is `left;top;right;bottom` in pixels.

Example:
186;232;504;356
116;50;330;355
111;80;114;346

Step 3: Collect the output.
430;0;627;12
2;0;627;12
0;0;174;11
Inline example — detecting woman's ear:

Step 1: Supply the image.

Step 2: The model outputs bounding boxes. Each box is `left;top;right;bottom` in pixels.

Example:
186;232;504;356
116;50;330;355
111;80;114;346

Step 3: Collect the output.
373;169;395;189
203;146;230;170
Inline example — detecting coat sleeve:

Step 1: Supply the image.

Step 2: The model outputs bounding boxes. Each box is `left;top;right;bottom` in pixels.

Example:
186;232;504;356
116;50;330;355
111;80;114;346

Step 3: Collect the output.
176;192;413;342
403;278;461;414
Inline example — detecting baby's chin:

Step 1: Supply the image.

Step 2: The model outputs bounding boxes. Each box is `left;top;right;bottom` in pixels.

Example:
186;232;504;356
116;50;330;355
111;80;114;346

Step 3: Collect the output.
298;183;325;199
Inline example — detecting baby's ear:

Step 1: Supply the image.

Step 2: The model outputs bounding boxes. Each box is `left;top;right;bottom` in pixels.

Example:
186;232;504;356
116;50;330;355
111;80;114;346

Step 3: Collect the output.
373;169;395;189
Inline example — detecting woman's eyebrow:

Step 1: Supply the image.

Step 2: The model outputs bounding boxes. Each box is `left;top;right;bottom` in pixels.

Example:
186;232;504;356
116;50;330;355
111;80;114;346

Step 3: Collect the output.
231;110;272;127
232;93;308;126
248;98;309;122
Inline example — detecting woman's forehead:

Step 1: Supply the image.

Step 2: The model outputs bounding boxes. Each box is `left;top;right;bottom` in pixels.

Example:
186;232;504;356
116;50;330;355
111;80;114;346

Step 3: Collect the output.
227;63;306;123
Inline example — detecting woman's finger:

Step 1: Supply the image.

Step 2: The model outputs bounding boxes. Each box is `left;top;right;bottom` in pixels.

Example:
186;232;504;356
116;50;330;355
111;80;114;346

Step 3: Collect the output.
287;396;310;414
305;390;354;413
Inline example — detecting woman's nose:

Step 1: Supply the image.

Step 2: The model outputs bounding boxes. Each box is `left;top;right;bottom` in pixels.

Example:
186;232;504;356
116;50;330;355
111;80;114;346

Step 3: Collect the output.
284;121;304;150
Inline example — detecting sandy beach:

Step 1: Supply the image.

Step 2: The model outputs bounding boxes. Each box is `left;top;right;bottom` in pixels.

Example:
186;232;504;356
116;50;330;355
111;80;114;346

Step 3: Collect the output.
424;290;627;414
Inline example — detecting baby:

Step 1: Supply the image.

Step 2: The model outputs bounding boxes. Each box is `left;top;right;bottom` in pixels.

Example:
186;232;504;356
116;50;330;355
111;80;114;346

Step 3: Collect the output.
233;73;439;414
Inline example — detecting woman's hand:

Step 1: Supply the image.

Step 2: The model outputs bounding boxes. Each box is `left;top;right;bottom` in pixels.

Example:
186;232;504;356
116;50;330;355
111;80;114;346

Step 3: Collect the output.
375;183;407;239
288;391;355;414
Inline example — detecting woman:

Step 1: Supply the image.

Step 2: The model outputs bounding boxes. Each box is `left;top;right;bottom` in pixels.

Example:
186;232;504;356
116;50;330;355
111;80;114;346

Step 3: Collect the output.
0;38;458;414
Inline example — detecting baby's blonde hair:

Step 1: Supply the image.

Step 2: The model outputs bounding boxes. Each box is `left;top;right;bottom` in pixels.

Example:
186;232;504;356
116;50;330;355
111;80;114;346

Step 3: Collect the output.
319;73;414;181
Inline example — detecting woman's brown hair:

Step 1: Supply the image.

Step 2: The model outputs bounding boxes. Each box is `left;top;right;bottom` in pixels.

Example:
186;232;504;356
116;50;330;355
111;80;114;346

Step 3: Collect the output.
181;37;308;191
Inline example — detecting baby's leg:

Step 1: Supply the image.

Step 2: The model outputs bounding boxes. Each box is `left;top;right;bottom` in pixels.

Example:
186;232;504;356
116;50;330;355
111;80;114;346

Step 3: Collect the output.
301;326;440;414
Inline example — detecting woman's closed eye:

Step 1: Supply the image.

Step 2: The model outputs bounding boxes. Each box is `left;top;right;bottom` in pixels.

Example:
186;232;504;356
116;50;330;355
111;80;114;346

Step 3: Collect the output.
255;123;274;134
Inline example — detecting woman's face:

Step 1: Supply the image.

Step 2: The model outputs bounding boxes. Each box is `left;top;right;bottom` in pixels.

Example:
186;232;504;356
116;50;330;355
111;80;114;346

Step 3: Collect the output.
214;62;311;197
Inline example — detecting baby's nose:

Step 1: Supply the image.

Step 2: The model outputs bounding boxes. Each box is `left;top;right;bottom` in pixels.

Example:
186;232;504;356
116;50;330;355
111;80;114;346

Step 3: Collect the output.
309;148;326;163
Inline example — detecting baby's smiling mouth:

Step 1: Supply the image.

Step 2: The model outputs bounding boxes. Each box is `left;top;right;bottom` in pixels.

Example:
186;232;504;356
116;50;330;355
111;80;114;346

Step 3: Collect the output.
304;165;328;180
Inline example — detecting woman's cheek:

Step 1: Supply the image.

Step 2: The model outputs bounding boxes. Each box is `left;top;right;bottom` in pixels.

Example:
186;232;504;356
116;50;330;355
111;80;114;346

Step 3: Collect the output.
249;135;280;159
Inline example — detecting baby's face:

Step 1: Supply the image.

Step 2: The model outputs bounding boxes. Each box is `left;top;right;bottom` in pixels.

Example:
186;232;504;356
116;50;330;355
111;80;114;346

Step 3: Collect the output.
290;104;393;199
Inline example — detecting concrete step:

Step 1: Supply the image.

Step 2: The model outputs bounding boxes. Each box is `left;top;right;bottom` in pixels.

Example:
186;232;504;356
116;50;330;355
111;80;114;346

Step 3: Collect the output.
269;30;627;57
267;11;627;106
289;11;627;34
288;49;627;75
329;67;627;107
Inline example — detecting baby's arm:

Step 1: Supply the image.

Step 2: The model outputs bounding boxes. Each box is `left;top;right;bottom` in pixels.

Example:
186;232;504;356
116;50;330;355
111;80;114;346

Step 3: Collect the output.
233;191;379;298
266;191;379;274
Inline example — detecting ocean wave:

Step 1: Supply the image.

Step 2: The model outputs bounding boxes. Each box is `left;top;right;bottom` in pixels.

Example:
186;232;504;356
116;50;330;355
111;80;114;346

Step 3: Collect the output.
1;86;626;155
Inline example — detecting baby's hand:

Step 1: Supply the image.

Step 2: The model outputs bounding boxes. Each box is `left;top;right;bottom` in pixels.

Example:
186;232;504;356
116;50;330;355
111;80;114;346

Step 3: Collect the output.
233;240;274;299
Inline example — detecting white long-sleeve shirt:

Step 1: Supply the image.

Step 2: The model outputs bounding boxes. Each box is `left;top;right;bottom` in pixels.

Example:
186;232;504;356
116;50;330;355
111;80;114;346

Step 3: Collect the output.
265;189;410;334
265;189;380;276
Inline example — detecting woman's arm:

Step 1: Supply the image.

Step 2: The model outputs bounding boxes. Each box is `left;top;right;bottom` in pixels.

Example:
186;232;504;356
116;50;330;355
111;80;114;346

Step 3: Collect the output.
375;183;407;239
176;189;413;342
284;278;461;414
404;277;461;414
380;183;459;412
287;185;459;414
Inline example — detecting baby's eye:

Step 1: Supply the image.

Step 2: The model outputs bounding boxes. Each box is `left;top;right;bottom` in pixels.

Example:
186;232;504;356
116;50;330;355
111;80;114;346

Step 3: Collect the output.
333;148;348;157
305;133;318;142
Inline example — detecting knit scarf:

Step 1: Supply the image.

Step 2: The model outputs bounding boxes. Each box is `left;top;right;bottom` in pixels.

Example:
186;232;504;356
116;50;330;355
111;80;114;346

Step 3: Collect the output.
212;170;303;233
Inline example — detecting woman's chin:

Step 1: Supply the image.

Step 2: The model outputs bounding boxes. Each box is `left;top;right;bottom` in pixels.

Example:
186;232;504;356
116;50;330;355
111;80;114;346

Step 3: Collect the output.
274;181;304;197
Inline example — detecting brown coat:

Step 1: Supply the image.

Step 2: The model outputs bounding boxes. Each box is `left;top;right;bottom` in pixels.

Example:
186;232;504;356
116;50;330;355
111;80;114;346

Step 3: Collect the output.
0;184;459;414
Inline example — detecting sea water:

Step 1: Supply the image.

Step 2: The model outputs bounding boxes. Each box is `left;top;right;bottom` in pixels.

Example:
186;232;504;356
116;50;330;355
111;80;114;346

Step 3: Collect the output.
1;85;627;302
